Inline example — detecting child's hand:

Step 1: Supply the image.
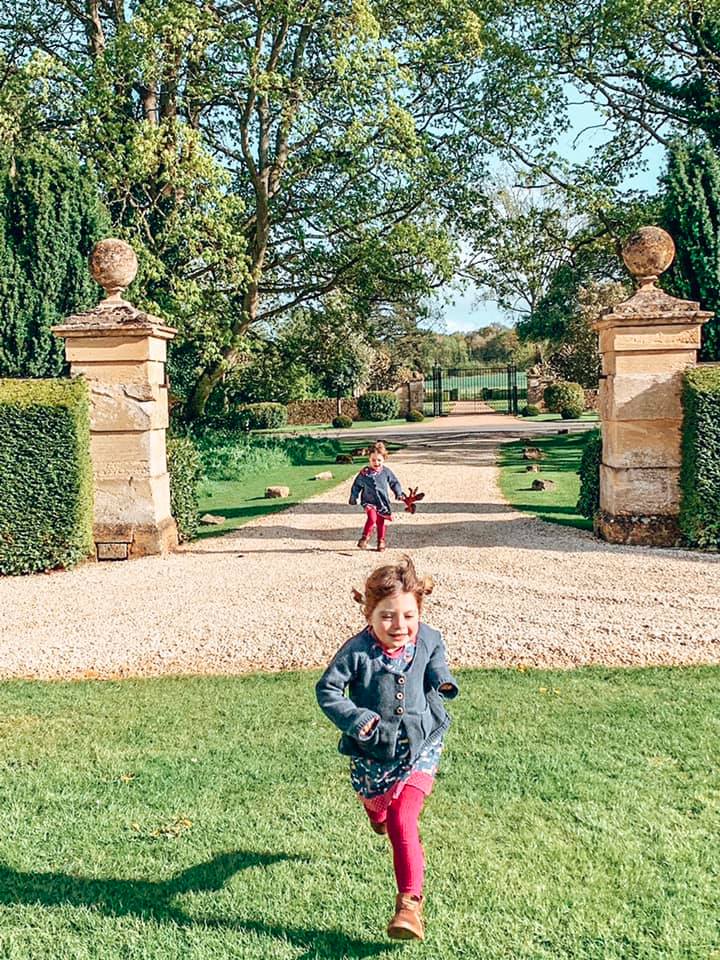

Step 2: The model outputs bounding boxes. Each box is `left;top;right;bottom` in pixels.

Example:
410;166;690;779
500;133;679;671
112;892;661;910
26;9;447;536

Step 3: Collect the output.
438;683;454;694
359;716;379;737
348;496;357;505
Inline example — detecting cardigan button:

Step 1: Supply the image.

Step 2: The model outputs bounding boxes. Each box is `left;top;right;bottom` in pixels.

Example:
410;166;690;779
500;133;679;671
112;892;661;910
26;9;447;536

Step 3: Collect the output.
396;692;404;700
395;706;404;715
397;676;406;684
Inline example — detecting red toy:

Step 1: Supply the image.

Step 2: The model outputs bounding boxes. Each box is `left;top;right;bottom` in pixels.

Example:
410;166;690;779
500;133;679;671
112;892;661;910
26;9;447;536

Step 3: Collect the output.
402;487;425;514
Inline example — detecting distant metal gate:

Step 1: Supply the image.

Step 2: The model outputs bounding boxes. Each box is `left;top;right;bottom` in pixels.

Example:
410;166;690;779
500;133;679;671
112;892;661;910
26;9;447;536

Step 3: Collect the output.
422;365;526;417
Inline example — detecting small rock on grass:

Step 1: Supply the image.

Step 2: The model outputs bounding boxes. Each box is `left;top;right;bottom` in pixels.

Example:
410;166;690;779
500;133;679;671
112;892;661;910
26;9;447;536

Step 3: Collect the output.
336;454;354;464
266;486;290;498
523;447;544;460
199;513;225;525
313;471;334;480
526;464;541;473
531;479;555;490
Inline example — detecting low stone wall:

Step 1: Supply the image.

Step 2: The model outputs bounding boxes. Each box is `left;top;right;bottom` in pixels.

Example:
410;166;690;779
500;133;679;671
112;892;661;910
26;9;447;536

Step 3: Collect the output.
527;375;599;411
393;379;424;415
286;398;360;425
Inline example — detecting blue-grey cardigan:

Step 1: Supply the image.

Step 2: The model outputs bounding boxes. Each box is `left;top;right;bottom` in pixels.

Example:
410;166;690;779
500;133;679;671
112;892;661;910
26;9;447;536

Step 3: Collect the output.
315;624;459;763
349;466;404;517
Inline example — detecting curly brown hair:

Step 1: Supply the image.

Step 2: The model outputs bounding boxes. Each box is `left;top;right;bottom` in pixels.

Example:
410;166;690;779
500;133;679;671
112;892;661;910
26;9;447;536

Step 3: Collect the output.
352;555;434;619
368;441;389;457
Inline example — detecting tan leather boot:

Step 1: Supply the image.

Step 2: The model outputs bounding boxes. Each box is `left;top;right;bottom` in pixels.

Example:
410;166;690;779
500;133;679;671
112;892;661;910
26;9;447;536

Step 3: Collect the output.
387;893;424;941
357;537;369;549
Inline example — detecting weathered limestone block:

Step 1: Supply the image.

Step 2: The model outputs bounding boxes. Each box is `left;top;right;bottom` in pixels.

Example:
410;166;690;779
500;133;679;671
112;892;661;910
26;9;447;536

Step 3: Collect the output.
90;383;169;432
72;359;166;385
598;373;683;421
65;334;169;363
90;429;167;479
602;420;682;469
313;471;333;480
598;323;701;355
94;474;171;525
601;349;697;376
600;464;680;516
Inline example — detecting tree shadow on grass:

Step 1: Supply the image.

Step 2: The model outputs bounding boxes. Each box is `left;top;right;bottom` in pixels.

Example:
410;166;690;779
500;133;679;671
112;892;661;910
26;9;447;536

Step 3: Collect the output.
0;851;390;959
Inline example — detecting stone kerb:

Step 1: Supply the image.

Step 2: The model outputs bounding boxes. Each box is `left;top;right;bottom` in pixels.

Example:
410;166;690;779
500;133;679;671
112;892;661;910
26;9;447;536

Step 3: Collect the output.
593;226;713;546
53;238;178;560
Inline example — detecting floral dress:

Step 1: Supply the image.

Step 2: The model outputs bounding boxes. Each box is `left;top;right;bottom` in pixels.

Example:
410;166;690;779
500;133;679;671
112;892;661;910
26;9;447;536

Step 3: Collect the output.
350;639;445;815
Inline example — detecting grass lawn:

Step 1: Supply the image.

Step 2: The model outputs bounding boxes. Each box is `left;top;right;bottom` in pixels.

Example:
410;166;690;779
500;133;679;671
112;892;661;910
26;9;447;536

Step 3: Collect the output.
0;668;718;959
498;432;596;531
520;412;599;423
259;418;432;436
197;439;400;539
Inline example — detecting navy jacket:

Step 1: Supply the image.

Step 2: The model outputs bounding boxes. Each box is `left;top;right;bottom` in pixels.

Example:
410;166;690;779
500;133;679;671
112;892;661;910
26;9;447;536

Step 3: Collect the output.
349;466;404;517
315;624;459;763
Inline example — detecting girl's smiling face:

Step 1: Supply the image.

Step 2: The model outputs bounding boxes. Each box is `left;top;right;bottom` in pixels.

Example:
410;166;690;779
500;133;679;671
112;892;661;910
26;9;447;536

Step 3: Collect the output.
369;590;419;651
369;452;385;470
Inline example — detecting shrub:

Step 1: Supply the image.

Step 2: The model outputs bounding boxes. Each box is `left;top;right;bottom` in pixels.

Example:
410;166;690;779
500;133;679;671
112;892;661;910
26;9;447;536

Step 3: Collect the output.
521;404;541;417
167;436;202;542
406;409;425;422
560;401;584;420
544;381;585;415
234;402;287;431
357;391;400;421
332;415;353;428
577;429;602;519
680;367;720;547
0;378;93;574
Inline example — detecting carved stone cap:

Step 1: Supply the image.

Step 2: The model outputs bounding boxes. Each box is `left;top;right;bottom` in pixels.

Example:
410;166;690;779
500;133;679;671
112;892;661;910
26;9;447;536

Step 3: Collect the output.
622;226;675;286
55;302;174;332
90;238;138;306
53;237;176;336
595;225;714;329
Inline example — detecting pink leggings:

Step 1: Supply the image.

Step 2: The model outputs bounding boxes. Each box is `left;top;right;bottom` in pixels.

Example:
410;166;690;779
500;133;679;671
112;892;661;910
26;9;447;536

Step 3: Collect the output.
362;506;388;542
367;785;426;897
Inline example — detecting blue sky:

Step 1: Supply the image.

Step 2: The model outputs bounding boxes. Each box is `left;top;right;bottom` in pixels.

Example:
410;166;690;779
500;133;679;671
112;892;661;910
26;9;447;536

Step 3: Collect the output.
439;102;666;333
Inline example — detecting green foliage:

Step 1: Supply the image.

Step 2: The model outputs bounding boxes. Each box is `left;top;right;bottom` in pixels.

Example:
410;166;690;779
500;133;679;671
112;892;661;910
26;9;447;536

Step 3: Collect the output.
282;306;374;406
662;140;720;361
2;669;720;958
522;404;541;417
0;141;109;377
577;429;602;520
0;378;93;574
406;409;425;422
194;429;347;483
235;402;288;431
357;390;400;421
544;381;585;415
167;436;202;543
680;367;720;548
332;415;353;428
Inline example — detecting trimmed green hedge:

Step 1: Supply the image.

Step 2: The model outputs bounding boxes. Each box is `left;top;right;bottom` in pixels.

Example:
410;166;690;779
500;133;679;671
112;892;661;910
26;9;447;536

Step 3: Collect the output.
0;378;93;574
680;366;720;548
167;436;202;542
357;391;400;421
235;402;287;430
544;381;585;418
577;428;602;520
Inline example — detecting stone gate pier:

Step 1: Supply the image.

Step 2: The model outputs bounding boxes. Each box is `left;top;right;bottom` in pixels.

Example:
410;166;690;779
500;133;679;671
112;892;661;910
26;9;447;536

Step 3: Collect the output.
53;239;178;560
594;227;712;546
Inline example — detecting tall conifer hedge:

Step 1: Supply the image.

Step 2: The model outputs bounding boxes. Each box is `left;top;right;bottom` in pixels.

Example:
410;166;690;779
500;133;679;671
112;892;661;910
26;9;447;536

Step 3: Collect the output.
0;141;108;378
0;378;94;574
662;141;720;361
680;366;720;549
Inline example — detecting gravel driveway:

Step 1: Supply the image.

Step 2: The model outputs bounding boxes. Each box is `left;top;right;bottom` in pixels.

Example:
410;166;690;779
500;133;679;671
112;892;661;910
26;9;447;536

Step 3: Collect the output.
2;436;719;679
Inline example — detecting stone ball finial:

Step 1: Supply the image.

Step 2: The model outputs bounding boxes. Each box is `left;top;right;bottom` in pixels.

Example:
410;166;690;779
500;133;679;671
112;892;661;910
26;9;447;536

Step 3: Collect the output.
622;226;675;287
90;238;138;305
